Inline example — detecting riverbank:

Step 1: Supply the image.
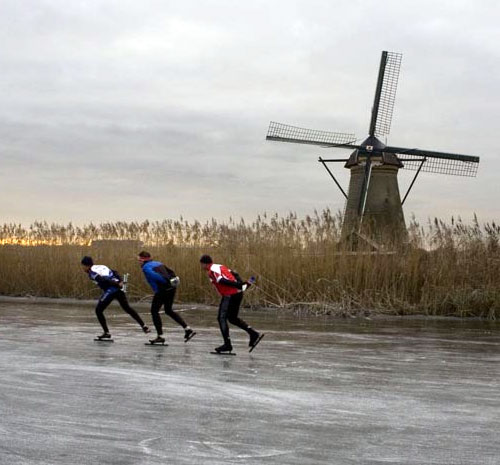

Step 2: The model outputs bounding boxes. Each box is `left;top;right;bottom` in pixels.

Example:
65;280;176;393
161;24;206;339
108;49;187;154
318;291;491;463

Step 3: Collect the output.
0;295;497;322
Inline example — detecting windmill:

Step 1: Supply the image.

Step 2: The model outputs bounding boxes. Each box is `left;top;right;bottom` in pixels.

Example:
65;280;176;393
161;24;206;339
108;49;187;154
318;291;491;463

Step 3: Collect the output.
266;51;480;248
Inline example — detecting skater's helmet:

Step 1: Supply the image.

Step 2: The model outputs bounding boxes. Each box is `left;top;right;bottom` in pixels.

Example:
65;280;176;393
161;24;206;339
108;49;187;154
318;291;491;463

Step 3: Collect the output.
199;254;213;264
81;256;93;266
138;251;152;262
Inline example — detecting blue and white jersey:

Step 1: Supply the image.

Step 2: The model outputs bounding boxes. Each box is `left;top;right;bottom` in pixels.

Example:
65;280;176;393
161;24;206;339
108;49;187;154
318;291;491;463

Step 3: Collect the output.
88;264;122;292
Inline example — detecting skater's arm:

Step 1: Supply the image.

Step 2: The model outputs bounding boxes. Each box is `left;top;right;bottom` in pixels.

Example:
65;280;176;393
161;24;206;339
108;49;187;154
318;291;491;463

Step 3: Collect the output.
217;277;244;289
217;271;252;289
217;275;256;290
153;265;176;281
94;275;123;288
151;265;176;290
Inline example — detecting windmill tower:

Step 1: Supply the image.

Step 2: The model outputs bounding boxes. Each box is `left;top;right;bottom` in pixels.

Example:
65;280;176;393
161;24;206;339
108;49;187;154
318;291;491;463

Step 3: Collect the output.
266;51;480;248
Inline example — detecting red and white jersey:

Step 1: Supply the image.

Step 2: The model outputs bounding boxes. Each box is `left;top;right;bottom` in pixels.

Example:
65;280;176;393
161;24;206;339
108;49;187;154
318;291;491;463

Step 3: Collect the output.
207;263;241;296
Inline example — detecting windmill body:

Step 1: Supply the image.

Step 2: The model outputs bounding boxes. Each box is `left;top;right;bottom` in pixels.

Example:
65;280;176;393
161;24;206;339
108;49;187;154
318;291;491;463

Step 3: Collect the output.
343;144;406;244
266;51;479;248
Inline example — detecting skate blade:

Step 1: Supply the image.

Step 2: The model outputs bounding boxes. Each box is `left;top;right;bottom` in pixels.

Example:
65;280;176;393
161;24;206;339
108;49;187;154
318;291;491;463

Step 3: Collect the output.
210;351;236;356
249;333;265;353
145;342;168;346
184;331;197;343
94;339;114;343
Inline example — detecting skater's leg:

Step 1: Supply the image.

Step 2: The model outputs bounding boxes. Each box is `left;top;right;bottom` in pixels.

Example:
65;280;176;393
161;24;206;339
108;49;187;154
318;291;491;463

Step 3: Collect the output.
151;292;164;336
227;292;261;347
162;288;188;328
115;291;147;328
227;293;250;331
217;296;232;345
95;291;114;333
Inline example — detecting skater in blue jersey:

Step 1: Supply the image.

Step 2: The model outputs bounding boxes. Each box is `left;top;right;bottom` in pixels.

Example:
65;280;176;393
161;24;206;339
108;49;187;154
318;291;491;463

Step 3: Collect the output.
81;256;150;340
138;251;195;345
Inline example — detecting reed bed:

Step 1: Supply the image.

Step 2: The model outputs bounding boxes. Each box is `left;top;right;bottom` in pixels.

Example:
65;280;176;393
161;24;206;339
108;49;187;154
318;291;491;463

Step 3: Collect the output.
0;210;499;319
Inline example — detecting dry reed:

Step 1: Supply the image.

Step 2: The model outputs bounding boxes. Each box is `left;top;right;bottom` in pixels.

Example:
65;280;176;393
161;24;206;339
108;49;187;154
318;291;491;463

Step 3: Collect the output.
0;210;499;319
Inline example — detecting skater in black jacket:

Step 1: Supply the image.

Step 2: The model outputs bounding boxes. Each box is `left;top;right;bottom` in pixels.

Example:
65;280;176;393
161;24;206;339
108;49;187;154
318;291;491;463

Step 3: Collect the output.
81;256;150;340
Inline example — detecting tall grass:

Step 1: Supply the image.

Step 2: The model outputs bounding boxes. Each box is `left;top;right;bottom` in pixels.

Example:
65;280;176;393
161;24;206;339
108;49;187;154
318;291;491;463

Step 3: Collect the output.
0;210;499;319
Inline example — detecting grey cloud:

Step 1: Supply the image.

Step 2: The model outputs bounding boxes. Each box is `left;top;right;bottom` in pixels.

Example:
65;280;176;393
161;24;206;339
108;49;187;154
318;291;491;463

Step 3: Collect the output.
0;0;498;225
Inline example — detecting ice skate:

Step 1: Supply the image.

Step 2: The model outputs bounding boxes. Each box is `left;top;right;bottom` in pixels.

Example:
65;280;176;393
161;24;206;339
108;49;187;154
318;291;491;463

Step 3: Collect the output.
94;332;113;342
184;328;196;343
146;335;167;346
211;342;235;355
249;331;265;353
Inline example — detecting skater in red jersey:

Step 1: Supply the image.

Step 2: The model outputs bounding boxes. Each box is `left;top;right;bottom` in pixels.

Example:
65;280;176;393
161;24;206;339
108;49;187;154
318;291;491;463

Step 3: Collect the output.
200;254;263;353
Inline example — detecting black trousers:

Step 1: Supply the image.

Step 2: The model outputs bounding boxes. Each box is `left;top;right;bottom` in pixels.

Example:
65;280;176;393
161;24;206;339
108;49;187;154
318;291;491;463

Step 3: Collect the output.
218;292;250;343
95;289;145;333
151;288;187;335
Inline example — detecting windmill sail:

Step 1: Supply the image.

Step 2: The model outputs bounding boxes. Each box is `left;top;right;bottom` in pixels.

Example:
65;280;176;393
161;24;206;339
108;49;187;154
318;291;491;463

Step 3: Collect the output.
358;159;373;216
369;51;403;137
358;51;403;224
385;147;480;177
267;121;356;147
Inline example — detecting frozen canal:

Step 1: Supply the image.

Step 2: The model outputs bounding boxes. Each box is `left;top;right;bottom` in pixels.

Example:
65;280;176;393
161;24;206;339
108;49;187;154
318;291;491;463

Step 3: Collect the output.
0;300;499;465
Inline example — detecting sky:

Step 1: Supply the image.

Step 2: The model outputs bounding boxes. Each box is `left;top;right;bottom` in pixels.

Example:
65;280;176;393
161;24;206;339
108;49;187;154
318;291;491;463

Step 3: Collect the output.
0;0;498;226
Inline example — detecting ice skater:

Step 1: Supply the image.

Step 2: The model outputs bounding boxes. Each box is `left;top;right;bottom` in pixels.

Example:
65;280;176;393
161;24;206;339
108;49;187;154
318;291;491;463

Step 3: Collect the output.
138;251;195;345
199;254;263;354
81;256;150;340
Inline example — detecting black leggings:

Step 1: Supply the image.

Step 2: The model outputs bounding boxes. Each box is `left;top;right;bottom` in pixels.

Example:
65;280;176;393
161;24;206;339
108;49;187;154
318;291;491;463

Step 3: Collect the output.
218;292;250;343
151;288;187;336
95;290;145;333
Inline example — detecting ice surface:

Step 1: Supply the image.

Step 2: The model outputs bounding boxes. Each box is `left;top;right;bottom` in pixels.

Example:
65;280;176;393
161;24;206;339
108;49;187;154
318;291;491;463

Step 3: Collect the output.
0;301;499;464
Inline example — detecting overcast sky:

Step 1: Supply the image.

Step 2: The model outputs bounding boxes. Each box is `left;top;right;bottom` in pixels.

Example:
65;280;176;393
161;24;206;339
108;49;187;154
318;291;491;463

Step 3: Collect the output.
1;0;498;226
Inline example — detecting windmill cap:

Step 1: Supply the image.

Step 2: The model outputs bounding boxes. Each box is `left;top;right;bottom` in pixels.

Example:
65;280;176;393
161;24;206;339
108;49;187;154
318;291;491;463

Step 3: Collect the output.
345;136;402;168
